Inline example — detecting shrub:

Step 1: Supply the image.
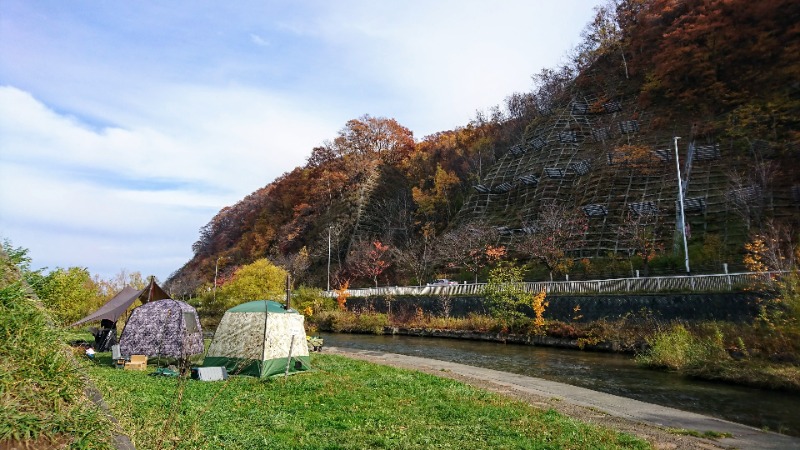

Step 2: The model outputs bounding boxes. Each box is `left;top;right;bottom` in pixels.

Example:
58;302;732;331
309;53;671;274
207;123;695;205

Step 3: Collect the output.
637;324;696;369
637;323;729;370
292;285;334;316
310;310;388;335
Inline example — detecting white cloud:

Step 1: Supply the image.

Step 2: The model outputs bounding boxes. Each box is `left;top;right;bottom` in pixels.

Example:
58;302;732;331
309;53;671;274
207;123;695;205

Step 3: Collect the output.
250;33;270;47
0;1;599;283
0;84;339;279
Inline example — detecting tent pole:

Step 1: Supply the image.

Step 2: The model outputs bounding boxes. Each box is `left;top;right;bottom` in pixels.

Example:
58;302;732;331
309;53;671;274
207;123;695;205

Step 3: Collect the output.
261;300;269;378
284;335;295;380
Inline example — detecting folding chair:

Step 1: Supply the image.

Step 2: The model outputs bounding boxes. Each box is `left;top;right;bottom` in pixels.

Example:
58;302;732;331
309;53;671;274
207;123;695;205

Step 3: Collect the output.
111;345;128;369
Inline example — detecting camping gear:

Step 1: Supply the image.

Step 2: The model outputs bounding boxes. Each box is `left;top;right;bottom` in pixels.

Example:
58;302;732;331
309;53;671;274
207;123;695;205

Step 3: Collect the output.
124;355;148;370
202;300;310;378
118;299;203;360
111;344;128;369
90;319;118;351
192;366;229;381
151;366;180;377
70;278;171;328
307;336;324;352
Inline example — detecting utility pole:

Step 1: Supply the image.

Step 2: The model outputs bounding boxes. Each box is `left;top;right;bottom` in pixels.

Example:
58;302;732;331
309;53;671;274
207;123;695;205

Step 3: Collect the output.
285;273;292;310
674;137;690;275
213;256;223;303
327;226;331;291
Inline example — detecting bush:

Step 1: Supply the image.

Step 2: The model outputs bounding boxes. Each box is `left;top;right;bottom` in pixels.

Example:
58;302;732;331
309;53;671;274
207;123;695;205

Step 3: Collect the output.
310;310;388;334
637;323;729;370
292;285;334;316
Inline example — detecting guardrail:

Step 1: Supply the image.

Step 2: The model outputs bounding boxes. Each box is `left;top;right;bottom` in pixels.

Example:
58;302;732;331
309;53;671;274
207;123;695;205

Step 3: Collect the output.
324;271;783;298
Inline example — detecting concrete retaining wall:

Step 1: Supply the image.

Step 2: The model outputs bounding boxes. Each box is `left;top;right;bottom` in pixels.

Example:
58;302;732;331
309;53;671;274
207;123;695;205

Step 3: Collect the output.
345;292;768;323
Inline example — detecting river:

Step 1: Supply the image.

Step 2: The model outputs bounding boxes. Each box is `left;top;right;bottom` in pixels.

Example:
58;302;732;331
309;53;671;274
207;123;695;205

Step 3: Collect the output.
320;332;800;437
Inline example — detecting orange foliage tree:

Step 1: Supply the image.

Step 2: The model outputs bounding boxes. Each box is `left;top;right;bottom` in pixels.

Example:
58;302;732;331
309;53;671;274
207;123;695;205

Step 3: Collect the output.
439;222;506;283
346;240;393;287
516;203;588;280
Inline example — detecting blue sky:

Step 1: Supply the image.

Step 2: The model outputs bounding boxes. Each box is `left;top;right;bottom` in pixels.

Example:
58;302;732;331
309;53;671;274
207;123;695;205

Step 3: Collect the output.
0;1;597;282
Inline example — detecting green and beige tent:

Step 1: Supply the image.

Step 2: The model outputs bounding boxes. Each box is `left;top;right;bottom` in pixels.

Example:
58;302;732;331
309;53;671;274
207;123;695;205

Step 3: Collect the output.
202;300;310;377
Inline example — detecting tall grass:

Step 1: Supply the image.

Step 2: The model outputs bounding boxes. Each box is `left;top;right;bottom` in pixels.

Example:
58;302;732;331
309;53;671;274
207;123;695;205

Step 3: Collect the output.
636;321;800;390
312;309;389;334
635;324;712;370
0;261;115;448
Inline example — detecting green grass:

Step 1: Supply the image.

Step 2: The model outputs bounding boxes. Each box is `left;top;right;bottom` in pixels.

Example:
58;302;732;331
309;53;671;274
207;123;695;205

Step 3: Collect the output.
87;354;649;450
666;428;732;439
0;277;116;449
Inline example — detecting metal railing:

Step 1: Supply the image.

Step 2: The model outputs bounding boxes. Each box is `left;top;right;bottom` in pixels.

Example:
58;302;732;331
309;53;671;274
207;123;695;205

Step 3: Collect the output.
324;271;782;298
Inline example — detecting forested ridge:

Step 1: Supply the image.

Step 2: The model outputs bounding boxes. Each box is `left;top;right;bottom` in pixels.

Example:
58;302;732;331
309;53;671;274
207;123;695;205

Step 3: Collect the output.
166;0;800;294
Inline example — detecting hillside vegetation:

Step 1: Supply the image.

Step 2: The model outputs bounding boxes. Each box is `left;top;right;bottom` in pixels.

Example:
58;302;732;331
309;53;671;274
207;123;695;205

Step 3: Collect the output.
167;0;799;293
0;249;116;448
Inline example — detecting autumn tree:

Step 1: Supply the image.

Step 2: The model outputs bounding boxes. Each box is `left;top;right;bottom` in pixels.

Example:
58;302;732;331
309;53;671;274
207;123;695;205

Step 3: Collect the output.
411;164;462;225
726;157;777;232
331;115;415;168
744;220;798;274
627;0;800;114
392;223;436;286
618;212;664;276
346;240;392;287
483;262;533;332
504;91;539;123
438;222;505;283
95;269;147;298
577;0;629;78
530;65;575;113
743;220;800;330
272;246;311;288
516;203;588;280
36;267;102;326
610;144;658;173
215;258;287;309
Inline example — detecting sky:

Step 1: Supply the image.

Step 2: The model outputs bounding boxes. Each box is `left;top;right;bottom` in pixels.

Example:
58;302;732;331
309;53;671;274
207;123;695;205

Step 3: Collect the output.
0;1;598;283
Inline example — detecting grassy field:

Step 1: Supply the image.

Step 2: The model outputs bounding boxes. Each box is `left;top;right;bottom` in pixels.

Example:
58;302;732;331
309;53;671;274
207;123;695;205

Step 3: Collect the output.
86;353;648;450
2;262;647;450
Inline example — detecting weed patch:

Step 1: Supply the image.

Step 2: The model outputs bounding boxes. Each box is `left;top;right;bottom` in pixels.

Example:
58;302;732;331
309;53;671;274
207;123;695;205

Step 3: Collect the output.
0;260;116;449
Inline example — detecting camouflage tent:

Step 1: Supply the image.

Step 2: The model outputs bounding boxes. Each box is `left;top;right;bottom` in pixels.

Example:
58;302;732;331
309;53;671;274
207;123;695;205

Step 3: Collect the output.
202;300;310;378
118;299;203;359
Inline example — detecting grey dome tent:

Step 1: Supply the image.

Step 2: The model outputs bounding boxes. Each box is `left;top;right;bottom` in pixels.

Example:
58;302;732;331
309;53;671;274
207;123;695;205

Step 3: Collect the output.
202;300;309;378
118;299;204;359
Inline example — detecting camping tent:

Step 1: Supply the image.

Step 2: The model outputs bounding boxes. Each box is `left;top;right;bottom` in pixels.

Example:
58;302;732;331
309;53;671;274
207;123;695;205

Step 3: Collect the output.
202;300;310;378
118;299;204;359
70;278;171;327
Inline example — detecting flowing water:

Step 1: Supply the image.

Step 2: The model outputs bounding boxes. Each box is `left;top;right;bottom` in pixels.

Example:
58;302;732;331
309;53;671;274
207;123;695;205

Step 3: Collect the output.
321;332;800;436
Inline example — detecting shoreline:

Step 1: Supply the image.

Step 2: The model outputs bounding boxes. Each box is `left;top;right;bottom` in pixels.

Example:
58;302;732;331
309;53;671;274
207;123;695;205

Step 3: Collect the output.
315;325;800;393
325;346;800;450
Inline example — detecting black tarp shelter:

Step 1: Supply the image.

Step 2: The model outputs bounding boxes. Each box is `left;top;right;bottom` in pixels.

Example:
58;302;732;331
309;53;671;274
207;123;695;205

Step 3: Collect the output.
71;278;170;327
71;279;171;350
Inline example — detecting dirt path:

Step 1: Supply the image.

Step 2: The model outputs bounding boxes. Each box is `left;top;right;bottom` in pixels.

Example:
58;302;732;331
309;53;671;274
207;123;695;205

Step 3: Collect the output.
326;347;800;450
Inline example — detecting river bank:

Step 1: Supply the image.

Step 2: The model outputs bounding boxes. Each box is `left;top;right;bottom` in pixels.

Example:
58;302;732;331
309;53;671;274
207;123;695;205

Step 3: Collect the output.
309;308;800;393
324;346;800;450
320;332;800;437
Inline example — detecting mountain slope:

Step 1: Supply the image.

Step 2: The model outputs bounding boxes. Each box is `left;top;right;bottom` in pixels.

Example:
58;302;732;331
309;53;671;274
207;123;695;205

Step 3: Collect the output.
167;0;800;292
